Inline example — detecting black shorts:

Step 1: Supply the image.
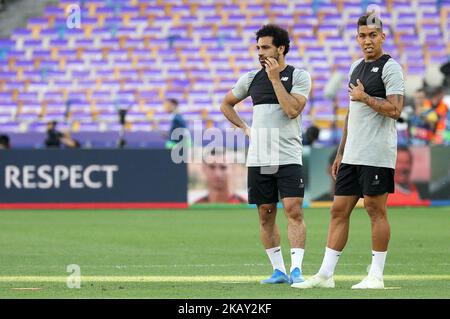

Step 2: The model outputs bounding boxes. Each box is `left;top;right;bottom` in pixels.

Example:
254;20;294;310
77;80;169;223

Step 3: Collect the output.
335;163;394;198
247;164;305;205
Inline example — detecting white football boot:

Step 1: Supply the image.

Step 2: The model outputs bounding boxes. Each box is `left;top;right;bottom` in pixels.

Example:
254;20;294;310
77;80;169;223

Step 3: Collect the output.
291;274;335;289
351;275;384;289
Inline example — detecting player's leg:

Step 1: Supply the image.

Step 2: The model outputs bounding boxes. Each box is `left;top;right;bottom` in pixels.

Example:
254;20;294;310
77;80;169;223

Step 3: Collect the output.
258;203;279;249
277;164;306;283
352;165;394;289
248;166;289;284
292;164;360;289
327;195;361;251
258;203;290;283
352;193;389;289
281;196;305;283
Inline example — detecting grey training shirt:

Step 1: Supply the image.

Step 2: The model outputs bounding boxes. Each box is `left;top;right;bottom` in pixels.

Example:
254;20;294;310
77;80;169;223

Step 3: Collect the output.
231;67;311;167
343;57;405;169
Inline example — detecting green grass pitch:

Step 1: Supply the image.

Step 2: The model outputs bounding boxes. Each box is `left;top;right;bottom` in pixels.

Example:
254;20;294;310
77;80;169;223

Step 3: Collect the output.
0;207;449;298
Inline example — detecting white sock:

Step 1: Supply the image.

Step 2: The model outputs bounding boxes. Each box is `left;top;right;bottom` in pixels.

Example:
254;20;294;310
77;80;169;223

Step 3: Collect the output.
368;250;387;280
290;248;304;273
265;246;286;274
317;247;342;278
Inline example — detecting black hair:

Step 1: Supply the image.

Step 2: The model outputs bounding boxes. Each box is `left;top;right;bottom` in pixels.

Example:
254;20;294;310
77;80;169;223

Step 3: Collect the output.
167;98;179;107
357;13;383;31
256;24;290;55
0;134;10;148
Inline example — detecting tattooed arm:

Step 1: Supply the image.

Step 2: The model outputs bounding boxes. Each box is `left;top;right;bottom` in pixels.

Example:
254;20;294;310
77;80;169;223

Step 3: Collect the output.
349;79;404;120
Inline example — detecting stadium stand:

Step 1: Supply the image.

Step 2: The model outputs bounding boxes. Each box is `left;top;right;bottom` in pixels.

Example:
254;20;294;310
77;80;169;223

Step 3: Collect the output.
0;0;449;147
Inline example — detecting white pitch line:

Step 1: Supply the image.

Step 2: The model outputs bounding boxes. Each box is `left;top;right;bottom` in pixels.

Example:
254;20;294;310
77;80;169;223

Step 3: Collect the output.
0;275;449;283
1;263;449;269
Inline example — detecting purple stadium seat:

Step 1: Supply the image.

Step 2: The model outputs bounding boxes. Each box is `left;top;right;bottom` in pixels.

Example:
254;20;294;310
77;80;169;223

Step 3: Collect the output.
233;56;254;67
15;59;34;69
394;23;416;34
421;24;441;35
4;80;23;90
116;27;136;37
220;4;239;13
292;24;315;37
407;65;426;75
145;5;165;16
23;39;43;49
217;25;240;37
96;6;115;17
293;4;314;15
297;35;319;46
18;92;38;101
16;111;40;122
67;91;87;100
142;26;162;37
0;121;23;133
43;6;62;17
46;101;65;112
297;14;319;26
66;59;85;69
77;80;96;89
171;4;191;15
269;3;289;13
59;49;78;59
43;111;66;122
227;14;246;25
27;17;49;28
321;13;343;26
317;3;338;14
392;3;415;14
396;33;420;43
83;48;103;59
423;33;444;44
101;37;121;48
396;12;417;24
38;28;59;39
128;16;148;27
153;16;172;27
78;122;101;132
421;12;440;21
4;50;25;59
0;100;17;113
11;28;32;40
202;14;222;24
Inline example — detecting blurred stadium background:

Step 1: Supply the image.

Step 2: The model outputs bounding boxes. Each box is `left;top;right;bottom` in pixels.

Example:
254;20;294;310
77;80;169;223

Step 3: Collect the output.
0;0;449;299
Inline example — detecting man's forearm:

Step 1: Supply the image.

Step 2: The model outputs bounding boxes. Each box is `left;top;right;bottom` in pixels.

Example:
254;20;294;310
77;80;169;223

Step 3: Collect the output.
271;80;304;119
361;93;401;120
220;103;247;129
337;113;349;156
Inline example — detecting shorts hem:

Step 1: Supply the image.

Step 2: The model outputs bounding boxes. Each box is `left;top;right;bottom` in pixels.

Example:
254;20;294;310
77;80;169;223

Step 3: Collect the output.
248;200;279;205
279;194;304;199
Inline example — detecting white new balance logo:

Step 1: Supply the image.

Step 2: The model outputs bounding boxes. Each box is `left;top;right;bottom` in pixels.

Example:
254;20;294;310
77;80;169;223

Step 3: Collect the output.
371;67;379;72
281;77;289;81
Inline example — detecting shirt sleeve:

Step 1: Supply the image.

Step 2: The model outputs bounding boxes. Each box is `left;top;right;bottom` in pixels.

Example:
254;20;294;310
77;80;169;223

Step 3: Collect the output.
382;59;405;96
348;58;363;81
231;72;251;100
291;69;311;99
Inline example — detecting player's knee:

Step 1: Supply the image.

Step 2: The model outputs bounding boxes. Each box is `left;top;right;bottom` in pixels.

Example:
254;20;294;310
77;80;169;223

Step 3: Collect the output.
258;204;276;223
330;204;349;220
286;210;303;223
259;214;276;228
364;201;386;219
259;204;275;214
283;200;301;215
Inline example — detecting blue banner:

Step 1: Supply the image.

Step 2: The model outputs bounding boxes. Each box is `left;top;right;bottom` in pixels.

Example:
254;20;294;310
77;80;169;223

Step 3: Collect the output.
0;149;187;207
